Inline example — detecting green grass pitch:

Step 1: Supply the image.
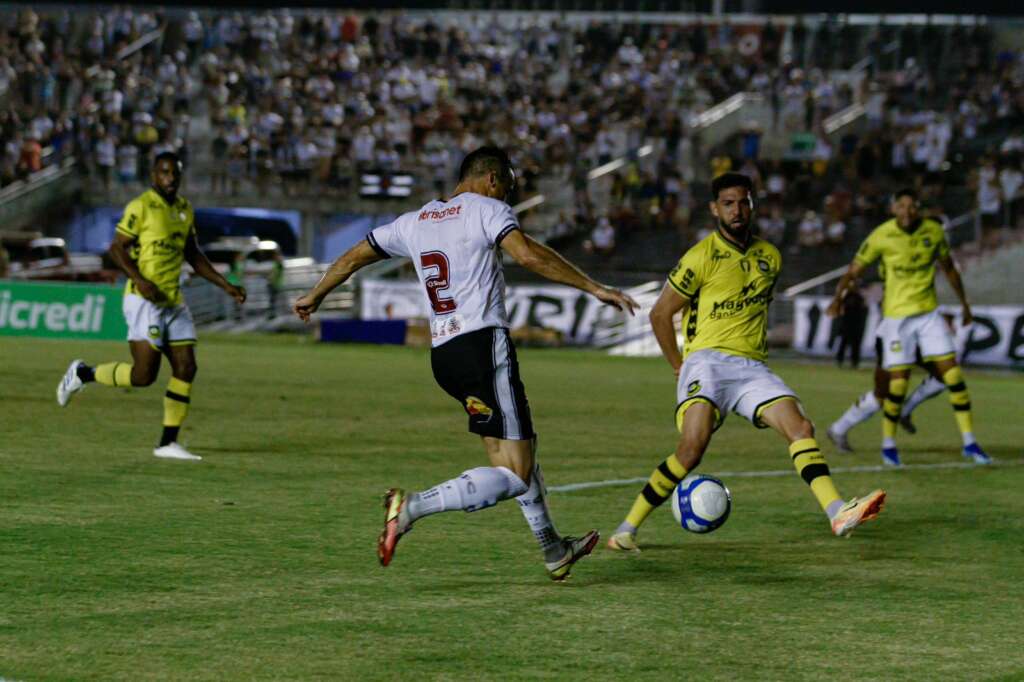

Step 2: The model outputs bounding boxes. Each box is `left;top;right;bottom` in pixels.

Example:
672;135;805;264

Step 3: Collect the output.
2;334;1023;680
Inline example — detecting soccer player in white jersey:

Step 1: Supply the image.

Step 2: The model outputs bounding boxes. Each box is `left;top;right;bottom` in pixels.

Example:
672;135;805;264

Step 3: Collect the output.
293;146;638;580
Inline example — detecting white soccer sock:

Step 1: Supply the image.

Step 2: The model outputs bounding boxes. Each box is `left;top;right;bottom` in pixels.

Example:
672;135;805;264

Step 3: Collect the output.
962;431;977;447
901;376;945;418
832;391;881;435
405;466;528;524
516;463;564;562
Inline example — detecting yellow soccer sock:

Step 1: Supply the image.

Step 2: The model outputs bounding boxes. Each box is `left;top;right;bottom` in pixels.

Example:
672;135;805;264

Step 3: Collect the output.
789;438;842;514
94;362;134;387
881;377;908;440
622;453;689;532
942;366;974;436
160;377;192;446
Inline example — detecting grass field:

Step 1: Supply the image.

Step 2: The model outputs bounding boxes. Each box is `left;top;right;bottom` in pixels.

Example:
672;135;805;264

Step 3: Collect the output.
2;334;1023;680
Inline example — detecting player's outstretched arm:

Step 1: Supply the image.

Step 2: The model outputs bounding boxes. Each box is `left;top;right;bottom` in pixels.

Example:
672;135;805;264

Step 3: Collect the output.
108;232;165;303
294;239;383;322
938;255;973;325
649;284;689;375
500;230;638;315
185;232;247;304
826;260;865;317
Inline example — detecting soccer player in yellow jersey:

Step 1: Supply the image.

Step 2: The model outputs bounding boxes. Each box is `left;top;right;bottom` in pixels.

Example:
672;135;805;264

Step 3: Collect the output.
56;152;247;460
827;188;989;466
607;173;886;551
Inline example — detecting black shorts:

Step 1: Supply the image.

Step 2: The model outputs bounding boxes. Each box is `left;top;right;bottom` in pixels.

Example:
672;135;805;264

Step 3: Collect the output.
431;326;535;440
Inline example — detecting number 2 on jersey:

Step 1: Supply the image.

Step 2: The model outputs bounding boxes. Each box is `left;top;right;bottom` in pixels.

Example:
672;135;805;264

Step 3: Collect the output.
420;251;457;313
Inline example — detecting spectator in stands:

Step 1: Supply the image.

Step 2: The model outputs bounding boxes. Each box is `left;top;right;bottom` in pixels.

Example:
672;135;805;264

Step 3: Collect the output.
798;210;825;249
976;157;1002;236
999;157;1023;229
94;127;116;191
17;133;42;178
758;205;786;246
116;141;137;186
826;215;847;247
585;215;616;257
836;283;868;369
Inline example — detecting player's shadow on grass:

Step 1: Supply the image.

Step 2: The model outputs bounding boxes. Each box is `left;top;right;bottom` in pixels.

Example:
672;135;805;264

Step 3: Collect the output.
587;542;825;586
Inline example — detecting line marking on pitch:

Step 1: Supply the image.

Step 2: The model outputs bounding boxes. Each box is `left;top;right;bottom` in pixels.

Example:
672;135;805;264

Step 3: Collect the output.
549;458;1023;493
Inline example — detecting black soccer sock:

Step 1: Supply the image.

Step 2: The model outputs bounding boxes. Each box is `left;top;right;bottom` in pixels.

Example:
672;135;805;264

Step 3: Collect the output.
159;426;180;447
76;364;96;383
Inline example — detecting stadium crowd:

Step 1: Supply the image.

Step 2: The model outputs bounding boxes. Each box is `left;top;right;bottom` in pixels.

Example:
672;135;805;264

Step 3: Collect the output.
1;8;1021;257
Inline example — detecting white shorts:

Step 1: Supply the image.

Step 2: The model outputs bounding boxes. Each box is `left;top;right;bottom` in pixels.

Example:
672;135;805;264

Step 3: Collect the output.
123;293;197;349
877;310;954;369
675;349;797;431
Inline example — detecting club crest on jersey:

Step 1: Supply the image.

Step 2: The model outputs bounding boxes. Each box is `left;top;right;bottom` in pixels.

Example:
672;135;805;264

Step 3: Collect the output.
465;396;493;417
687;380;701;396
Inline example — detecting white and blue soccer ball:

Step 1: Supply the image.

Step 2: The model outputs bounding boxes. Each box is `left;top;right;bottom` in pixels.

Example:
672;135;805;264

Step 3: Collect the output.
670;474;732;533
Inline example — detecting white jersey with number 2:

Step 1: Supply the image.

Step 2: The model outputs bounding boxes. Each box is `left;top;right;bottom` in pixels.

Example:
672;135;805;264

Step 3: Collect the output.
367;192;520;347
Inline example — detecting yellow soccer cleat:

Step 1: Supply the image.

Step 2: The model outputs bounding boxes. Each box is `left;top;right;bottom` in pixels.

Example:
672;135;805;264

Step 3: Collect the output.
831;489;886;537
545;530;600;581
605;530;641;553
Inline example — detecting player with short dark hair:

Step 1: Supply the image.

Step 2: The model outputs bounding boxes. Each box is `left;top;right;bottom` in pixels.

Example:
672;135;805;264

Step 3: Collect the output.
607;172;885;552
827;188;989;465
57;153;247;460
293;145;638;580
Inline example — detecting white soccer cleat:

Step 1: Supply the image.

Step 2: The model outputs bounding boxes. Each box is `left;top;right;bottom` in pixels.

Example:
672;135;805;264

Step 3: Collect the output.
153;442;202;461
57;359;86;406
826;425;853;454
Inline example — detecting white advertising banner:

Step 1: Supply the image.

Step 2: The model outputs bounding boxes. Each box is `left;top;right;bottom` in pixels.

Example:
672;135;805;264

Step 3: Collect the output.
360;279;623;344
792;295;1024;368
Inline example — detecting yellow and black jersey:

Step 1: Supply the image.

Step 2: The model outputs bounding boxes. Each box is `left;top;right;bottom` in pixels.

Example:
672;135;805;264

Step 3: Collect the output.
115;188;194;307
667;230;781;362
853;218;949;319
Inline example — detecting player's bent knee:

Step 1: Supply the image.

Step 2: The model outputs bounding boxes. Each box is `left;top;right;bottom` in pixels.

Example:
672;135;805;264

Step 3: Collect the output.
132;367;159;387
175;362;197;382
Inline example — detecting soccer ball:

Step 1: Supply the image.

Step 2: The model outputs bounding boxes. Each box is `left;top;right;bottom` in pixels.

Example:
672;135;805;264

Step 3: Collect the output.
670;474;732;533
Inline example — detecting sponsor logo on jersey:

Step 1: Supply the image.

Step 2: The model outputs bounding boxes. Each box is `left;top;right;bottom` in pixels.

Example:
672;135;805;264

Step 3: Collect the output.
711;249;731;262
757;259;771;273
465;396;493;416
419;205;463;221
710;289;771;318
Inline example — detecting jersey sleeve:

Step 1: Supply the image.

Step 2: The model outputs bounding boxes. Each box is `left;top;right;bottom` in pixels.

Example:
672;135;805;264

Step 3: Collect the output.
367;219;408;259
483;201;520;246
935;227;950;260
853;231;880;266
115;198;143;240
667;246;704;299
